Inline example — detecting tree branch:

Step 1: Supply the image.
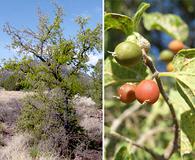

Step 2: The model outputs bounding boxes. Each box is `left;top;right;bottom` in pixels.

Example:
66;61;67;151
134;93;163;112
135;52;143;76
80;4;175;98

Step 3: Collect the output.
111;103;141;131
109;131;164;160
142;49;179;160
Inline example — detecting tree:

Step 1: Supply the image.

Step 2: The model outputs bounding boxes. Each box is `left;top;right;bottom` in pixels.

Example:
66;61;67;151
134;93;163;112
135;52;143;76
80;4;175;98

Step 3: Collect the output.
3;4;102;158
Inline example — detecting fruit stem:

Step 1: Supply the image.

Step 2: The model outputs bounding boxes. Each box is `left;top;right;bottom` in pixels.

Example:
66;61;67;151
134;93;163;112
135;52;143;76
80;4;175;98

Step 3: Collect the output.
142;49;179;160
158;72;177;78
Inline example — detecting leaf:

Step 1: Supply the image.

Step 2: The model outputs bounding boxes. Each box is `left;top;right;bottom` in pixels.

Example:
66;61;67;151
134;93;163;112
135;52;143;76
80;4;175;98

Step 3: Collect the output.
104;13;134;35
104;56;148;87
114;146;131;160
181;129;192;156
133;2;150;30
181;110;195;150
143;12;189;41
161;49;195;111
176;81;195;111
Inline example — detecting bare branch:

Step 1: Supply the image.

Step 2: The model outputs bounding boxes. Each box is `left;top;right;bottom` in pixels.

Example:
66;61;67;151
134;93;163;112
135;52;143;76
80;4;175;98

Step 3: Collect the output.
109;131;164;160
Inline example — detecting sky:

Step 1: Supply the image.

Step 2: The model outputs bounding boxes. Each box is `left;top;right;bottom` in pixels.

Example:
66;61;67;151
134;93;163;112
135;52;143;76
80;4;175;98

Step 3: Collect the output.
0;0;102;64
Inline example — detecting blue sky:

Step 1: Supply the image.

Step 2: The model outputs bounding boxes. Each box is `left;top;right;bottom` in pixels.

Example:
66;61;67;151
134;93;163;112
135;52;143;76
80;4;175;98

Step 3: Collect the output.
0;0;102;64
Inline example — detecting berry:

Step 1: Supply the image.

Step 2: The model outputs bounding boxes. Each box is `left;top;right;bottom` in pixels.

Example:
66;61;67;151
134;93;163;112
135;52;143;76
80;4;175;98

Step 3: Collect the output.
117;83;136;103
113;41;142;67
166;62;174;72
168;40;184;54
135;80;160;104
126;32;151;53
159;50;174;62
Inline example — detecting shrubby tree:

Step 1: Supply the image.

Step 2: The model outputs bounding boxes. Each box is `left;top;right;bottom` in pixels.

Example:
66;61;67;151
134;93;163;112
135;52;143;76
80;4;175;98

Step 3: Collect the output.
2;4;102;158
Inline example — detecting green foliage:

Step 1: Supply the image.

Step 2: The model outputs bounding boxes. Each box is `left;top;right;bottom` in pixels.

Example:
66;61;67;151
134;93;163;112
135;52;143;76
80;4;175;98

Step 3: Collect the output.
104;13;134;35
2;4;102;158
163;49;195;111
17;94;48;139
29;146;40;158
90;59;102;107
104;3;150;35
181;110;195;148
114;145;132;160
143;12;189;41
132;2;150;31
104;1;195;159
104;56;148;87
17;90;85;157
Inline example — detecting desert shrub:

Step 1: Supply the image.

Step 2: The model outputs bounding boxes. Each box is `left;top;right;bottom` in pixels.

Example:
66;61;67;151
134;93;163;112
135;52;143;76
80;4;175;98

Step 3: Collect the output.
29;145;40;158
0;72;32;91
17;89;87;158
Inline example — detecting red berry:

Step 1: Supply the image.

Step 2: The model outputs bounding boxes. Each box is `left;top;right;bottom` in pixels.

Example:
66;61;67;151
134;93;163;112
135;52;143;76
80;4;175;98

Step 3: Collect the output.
117;83;136;103
135;80;160;104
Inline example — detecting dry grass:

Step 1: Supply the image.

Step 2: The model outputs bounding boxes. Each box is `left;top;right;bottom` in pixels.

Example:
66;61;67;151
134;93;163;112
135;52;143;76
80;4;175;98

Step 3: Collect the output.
0;91;33;103
0;133;60;160
0;92;102;160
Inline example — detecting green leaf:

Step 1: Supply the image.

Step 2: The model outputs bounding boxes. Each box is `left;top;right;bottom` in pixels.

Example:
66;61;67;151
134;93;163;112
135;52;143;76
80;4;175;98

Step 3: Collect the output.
104;13;134;35
133;2;150;30
114;146;131;160
143;12;189;41
176;81;195;111
161;49;195;111
104;56;148;87
181;129;192;156
161;50;195;156
181;110;195;150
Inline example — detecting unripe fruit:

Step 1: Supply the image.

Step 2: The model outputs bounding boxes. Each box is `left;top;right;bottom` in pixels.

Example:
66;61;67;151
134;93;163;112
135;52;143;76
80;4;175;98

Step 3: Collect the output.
168;40;184;54
159;50;174;62
114;41;142;67
135;80;160;104
126;32;151;53
166;62;174;72
117;83;136;103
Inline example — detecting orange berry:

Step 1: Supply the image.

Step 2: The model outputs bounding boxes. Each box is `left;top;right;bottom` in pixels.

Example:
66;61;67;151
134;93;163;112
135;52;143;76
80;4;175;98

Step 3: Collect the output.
166;63;174;72
168;40;184;54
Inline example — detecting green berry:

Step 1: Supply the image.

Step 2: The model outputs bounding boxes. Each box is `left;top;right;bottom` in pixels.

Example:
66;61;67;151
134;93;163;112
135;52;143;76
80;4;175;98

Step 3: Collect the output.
113;41;142;67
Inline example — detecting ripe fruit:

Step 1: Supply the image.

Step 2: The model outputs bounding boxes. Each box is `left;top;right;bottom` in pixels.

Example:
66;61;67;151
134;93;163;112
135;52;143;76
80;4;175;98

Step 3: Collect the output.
135;80;160;104
117;83;136;103
168;40;184;54
166;62;174;72
113;41;142;67
159;50;174;62
126;32;151;53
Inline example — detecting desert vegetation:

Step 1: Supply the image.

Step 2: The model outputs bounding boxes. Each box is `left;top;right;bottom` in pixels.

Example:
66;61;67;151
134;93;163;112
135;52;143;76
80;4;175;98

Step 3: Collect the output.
0;3;102;160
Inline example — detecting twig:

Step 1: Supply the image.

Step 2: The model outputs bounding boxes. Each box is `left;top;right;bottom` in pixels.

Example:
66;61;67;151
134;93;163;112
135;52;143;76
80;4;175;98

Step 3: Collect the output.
132;127;169;152
109;131;164;160
142;49;179;160
111;103;141;131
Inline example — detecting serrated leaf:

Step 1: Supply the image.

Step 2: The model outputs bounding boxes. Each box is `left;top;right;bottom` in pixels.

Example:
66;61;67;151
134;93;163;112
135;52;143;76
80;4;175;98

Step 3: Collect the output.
181;110;195;149
104;13;134;35
104;56;148;87
133;2;150;30
114;146;131;160
143;12;189;41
